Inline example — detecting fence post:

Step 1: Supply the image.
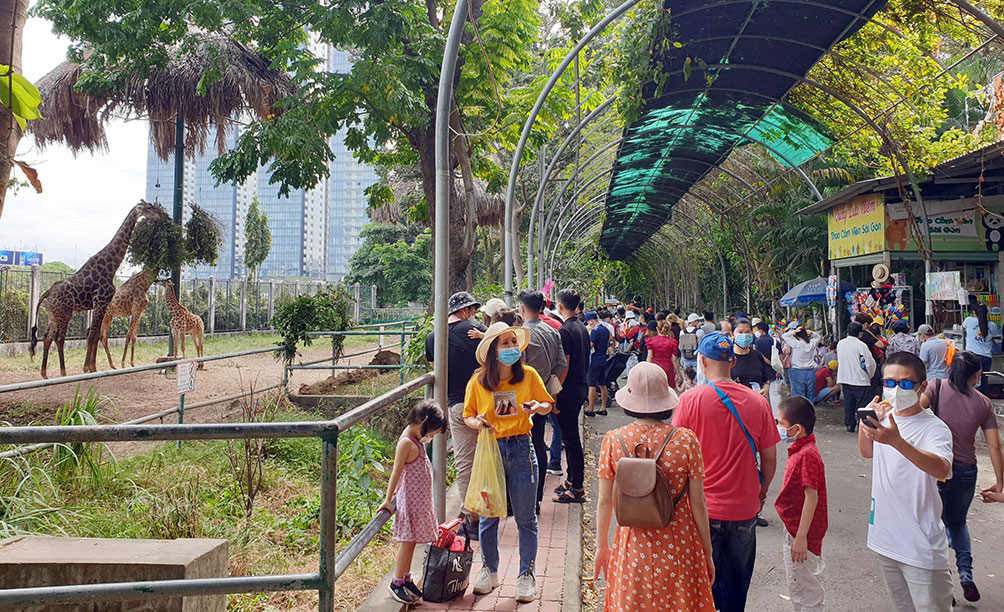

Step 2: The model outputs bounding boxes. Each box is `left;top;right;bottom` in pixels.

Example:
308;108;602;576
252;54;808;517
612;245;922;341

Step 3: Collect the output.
353;283;361;322
370;284;377;309
318;432;338;612
207;276;216;335
379;325;385;349
27;264;40;339
240;278;248;332
295;280;301;298
268;280;275;325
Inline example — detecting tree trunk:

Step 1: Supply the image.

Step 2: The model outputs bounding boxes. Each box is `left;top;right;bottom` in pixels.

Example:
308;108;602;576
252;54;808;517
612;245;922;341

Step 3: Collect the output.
0;0;28;220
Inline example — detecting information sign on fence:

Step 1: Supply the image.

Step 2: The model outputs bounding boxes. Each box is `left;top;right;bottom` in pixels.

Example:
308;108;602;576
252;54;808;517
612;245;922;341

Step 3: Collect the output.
177;361;197;395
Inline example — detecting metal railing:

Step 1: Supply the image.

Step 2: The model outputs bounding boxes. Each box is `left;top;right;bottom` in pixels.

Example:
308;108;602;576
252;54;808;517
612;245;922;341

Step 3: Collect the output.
286;321;422;387
0;372;435;609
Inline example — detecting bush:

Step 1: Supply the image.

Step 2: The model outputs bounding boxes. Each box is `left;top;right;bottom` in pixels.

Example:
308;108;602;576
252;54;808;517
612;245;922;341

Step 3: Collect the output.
271;285;353;363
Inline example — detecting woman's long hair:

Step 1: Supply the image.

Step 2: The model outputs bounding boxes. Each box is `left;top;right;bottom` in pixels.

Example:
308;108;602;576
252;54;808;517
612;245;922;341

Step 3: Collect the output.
948;350;983;396
657;320;671;337
972;297;990;338
478;336;525;391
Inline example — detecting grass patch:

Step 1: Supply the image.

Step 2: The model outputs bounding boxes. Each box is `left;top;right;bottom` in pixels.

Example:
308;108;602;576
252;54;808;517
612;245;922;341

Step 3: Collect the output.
0;401;398;611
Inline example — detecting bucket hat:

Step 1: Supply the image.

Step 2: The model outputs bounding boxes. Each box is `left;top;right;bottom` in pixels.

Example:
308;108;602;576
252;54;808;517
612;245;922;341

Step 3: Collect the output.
448;291;480;314
615;362;680;414
475;322;531;366
480;297;506;318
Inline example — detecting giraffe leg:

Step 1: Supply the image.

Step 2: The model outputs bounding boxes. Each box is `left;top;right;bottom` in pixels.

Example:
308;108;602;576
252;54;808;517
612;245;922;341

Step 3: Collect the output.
124;313;142;368
40;333;52;379
179;328;187;359
57;330;68;378
101;313;116;370
194;324;204;359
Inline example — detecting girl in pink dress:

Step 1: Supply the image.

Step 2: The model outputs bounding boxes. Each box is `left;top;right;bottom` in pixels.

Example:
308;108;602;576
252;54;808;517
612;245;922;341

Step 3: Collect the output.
380;400;448;604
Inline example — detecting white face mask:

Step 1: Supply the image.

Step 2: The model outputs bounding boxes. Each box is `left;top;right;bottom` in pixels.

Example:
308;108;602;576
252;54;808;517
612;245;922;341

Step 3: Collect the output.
883;385;919;413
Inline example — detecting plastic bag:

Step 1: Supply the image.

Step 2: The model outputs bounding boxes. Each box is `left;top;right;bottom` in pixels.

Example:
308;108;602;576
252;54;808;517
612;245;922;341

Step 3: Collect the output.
463;429;507;518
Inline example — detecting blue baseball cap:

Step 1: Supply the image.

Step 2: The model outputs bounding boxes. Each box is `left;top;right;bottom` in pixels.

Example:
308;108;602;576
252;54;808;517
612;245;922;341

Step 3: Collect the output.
584;312;598;322
698;331;734;361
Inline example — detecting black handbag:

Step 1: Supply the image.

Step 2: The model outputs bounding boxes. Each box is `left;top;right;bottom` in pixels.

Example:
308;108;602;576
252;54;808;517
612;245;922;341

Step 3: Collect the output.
421;532;473;602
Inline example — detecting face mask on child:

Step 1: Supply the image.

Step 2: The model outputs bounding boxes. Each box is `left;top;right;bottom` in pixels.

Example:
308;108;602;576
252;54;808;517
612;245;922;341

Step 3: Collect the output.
777;424;797;444
498;347;522;366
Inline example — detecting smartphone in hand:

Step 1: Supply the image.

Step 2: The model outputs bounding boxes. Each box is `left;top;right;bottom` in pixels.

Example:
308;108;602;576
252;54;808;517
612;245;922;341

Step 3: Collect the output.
857;408;879;429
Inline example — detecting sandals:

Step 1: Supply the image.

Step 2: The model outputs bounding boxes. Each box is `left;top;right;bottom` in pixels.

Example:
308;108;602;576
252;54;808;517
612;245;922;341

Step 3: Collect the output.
554;488;586;504
554;480;571;494
596;409;608;415
584;410;596;417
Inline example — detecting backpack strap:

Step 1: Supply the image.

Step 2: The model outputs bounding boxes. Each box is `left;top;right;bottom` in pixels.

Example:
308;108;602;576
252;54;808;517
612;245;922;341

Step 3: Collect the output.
932;378;942;417
652;427;677;460
708;382;762;483
617;430;631;457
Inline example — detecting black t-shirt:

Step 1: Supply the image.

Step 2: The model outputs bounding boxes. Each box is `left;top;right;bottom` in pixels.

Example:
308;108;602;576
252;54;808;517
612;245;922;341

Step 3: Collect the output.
558;317;590;391
731;349;775;388
425;319;486;405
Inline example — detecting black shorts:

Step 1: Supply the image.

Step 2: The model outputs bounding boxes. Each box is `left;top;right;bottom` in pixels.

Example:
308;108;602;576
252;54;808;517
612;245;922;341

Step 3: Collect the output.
587;364;606;388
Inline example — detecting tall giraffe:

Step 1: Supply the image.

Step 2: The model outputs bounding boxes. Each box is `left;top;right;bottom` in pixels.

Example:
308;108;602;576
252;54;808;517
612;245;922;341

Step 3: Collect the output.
29;201;168;378
156;280;205;360
99;267;157;369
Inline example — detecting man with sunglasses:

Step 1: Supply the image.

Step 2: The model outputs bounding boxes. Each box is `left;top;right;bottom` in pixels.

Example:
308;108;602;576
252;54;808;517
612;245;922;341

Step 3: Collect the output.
858;352;954;612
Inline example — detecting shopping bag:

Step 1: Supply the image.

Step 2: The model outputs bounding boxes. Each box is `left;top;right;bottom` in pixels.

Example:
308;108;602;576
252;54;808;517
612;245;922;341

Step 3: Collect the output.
422;531;473;602
463;429;507;518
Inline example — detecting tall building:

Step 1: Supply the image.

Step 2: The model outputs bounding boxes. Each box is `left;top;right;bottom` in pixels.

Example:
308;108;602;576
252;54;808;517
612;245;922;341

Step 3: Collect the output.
144;47;377;282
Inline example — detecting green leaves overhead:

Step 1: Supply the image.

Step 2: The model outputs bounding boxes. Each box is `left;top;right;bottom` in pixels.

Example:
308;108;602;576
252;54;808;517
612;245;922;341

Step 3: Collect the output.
0;66;42;131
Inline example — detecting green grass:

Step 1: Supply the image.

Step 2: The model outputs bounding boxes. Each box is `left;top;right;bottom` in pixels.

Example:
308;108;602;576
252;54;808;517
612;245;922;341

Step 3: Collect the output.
0;332;382;373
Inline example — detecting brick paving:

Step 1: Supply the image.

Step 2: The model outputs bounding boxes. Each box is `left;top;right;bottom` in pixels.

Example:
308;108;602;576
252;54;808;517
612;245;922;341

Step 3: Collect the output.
421;471;572;612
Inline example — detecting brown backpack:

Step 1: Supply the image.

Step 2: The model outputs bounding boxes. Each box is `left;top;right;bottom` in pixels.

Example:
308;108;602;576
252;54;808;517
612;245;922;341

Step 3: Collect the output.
613;428;689;530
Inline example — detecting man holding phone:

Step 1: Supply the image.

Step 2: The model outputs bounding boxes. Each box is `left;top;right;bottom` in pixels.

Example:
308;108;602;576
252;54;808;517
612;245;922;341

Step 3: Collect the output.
857;352;954;612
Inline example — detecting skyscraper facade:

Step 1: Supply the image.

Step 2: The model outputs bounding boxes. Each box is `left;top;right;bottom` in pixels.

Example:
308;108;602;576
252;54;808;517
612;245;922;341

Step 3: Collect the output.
144;47;377;281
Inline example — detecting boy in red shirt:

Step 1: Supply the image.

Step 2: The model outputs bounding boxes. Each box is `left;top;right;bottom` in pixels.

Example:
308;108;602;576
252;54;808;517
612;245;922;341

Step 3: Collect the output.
774;396;828;611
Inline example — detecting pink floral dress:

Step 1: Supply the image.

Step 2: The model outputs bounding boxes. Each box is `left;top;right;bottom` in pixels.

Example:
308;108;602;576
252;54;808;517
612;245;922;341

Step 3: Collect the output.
392;434;438;543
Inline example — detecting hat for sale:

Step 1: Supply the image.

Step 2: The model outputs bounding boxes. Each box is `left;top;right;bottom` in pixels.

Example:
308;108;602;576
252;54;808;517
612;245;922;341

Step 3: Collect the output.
448;291;480;314
686;313;701;324
917;324;935;336
698;331;734;361
475;322;530;366
615;362;680;415
480;297;506;318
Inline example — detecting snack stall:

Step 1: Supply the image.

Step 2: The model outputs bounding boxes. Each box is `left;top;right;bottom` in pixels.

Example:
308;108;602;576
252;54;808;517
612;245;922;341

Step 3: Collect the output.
798;142;1004;342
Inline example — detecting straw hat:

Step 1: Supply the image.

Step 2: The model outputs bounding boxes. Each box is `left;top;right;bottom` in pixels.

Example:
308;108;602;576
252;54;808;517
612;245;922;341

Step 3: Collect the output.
475;322;531;366
615;362;680;414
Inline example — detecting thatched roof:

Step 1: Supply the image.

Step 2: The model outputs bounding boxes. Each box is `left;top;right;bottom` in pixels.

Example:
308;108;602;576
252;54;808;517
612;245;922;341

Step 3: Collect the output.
30;33;294;161
372;170;505;227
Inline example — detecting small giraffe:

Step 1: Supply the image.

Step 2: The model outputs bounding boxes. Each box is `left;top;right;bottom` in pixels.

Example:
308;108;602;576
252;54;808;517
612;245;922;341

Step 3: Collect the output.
30;201;168;378
156;279;205;360
99;267;157;369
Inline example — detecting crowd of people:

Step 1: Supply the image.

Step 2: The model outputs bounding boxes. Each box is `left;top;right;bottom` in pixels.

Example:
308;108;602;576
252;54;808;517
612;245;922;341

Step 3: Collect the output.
378;289;1004;611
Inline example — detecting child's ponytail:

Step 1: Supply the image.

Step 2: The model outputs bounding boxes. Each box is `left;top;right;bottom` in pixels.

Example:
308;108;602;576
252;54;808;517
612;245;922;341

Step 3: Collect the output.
407;399;447;438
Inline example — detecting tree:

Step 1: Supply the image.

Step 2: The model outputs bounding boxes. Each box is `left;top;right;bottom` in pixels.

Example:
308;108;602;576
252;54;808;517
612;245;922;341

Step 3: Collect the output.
243;196;271;281
345;223;432;307
40;261;74;274
0;0;41;219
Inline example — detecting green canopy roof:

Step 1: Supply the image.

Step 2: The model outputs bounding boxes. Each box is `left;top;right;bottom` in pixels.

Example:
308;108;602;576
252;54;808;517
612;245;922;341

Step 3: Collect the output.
599;0;887;259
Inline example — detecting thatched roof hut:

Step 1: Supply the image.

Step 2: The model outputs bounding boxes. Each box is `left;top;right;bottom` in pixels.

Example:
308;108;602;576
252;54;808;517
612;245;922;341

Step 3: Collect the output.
29;33;293;160
373;169;505;227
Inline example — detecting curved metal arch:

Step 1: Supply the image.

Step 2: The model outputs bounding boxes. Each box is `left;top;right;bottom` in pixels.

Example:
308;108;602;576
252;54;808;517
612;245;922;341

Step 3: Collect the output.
502;0;644;303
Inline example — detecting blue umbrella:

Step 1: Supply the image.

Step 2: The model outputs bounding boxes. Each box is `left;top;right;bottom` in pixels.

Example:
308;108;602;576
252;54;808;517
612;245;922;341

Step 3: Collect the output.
779;277;856;307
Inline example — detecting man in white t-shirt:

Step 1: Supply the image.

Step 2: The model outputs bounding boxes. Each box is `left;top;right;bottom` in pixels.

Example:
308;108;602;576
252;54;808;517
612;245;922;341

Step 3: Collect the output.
858;351;954;612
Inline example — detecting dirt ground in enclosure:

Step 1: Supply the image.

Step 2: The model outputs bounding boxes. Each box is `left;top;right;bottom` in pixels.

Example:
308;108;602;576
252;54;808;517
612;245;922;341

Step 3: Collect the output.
296;350;401;395
0;342;392;427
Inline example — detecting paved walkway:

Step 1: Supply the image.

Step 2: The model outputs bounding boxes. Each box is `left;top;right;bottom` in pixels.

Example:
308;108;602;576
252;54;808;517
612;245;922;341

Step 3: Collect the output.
421;469;573;612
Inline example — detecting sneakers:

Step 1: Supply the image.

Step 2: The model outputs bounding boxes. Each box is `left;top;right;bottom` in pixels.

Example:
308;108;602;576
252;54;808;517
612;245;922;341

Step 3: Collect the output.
404;579;423;600
546;464;563;475
962;579;981;602
516;574;537;603
472;568;499;595
389;581;414;604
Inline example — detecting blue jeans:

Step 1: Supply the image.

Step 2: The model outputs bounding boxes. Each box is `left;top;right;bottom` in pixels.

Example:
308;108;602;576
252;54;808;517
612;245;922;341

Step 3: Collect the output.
977;354;993;395
547;413;563;467
709;517;757;612
681;357;698;372
479;434;538;577
789;367;815;400
938;462;978;581
812;386;836;404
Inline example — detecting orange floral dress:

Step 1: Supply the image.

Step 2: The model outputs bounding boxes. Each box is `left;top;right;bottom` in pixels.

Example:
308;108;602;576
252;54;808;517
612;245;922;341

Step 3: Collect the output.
598;422;715;612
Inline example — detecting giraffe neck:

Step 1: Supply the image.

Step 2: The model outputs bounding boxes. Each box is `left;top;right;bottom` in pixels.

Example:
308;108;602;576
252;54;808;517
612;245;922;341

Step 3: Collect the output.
163;284;182;311
89;208;141;274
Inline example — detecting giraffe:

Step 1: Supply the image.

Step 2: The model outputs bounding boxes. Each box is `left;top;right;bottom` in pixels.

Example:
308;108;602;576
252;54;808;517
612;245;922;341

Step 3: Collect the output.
156;279;205;360
29;201;168;378
99;267;157;369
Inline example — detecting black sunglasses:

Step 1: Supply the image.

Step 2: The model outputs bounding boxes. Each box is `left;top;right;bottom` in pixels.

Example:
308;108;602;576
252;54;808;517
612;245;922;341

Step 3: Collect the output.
881;378;918;390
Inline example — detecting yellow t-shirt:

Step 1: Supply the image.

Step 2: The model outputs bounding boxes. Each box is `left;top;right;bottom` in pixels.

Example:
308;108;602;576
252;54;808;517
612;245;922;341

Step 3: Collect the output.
463;365;555;439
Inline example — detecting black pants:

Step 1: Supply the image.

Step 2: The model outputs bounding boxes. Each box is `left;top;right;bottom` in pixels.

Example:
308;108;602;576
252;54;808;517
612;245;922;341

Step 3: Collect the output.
842;384;872;430
530;413;553;503
555;387;586;490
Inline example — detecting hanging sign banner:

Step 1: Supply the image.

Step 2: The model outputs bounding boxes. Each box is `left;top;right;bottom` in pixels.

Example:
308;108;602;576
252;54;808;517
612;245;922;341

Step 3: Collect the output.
828;194;885;259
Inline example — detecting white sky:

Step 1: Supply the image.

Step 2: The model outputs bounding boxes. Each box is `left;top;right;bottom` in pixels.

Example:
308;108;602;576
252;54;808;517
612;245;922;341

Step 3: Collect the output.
0;13;147;268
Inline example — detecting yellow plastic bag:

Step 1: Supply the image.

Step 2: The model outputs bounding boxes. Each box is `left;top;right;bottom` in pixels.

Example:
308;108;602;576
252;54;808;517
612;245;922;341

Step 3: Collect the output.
464;429;508;518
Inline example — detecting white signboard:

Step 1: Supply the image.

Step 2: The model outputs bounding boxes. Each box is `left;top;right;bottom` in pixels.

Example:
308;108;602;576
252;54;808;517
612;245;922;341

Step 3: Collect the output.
177;361;197;395
887;203;977;237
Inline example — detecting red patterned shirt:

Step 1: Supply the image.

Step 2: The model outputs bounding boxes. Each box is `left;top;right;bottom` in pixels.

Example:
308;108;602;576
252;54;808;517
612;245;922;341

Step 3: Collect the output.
774;434;828;556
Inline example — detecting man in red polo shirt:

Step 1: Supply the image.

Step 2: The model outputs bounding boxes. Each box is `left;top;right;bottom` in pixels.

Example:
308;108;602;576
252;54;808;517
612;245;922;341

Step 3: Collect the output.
673;331;780;612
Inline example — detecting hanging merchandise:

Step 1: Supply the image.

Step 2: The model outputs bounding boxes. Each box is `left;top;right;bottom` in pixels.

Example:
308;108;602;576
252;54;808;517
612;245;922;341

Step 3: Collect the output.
826;275;838;309
847;286;909;327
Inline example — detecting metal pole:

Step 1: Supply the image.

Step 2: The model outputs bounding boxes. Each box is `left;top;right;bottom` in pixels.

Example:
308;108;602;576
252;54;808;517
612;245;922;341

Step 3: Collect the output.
318;433;338;612
170;116;184;357
177;394;184;450
432;0;467;523
502;0;642;304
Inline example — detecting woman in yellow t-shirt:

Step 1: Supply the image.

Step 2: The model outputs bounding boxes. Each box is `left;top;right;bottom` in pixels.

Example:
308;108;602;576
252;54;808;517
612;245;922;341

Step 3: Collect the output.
463;322;554;603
